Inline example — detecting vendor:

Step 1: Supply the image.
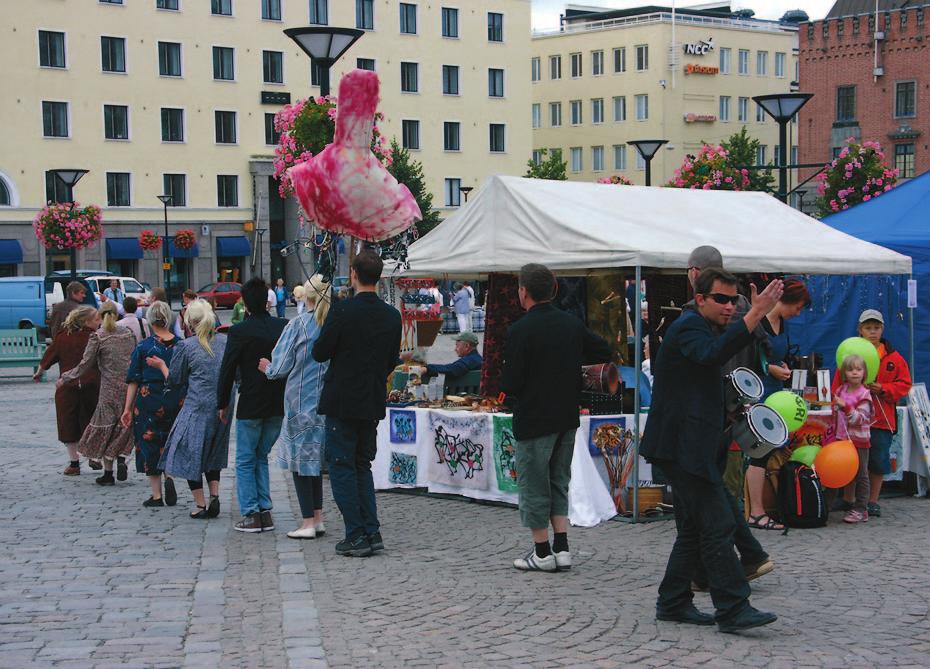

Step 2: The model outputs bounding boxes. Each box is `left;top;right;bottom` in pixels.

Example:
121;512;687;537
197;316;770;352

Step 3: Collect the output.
400;332;482;379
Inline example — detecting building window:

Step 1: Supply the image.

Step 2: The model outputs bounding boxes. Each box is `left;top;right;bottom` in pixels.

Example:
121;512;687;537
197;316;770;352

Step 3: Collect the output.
401;62;418;92
442;7;458;38
738;96;749;122
531;57;541;82
400;3;417;34
531;104;541;129
309;0;327;24
719;47;731;74
157;0;179;8
263;50;283;84
738;49;749;74
635;94;648;121
261;0;281;20
591;98;604;124
310;60;323;86
163;174;186;206
636;153;646;171
38;30;66;68
161;108;184;142
549;102;561;127
214;110;237;144
488;12;503;42
444;121;460;151
106;173;131;207
756;102;766;122
570;99;582;125
570;147;583;173
853;15;861;32
635;44;648;71
100;0;124;4
444;178;461;207
570;52;582;78
756;145;767;164
489;124;505;152
613;144;627;170
756;50;767;76
356;0;374;29
613;96;626;122
488;69;504;97
264;113;280;145
357;58;375;71
836;86;856;121
613;47;626;73
895;81;916;118
550;55;561;80
45;171;69;203
531;150;543;165
592;145;604;172
775;52;786;78
211;0;232;16
213;46;234;80
895;143;915;177
0;180;10;206
719;96;730;122
42;101;68;138
101;36;126;73
158;41;181;76
217;175;238;207
401;119;420;150
592;50;604;76
442;65;459;95
103;104;129;140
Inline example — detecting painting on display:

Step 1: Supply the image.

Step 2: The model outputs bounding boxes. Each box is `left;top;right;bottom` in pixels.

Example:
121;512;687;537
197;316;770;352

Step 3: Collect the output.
427;412;490;490
389;451;418;486
389;409;417;444
492;415;518;493
907;383;930;474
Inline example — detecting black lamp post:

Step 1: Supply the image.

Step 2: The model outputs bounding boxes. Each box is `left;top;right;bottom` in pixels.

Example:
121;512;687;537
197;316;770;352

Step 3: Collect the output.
752;93;813;203
51;169;89;281
284;27;365;97
629;140;668;187
156;194;172;304
459;186;473;204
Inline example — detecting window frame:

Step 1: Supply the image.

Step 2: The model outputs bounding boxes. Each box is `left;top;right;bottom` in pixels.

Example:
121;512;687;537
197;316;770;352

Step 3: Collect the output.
162;173;187;207
549;102;562;128
613;144;627;170
401;119;421;151
160;107;185;143
756;50;768;76
216;174;239;207
309;0;328;25
442;64;459;96
550;54;561;80
444;177;462;207
635;44;648;71
214;109;238;145
38;29;67;69
592;49;604;76
613;95;626;122
262;50;284;84
356;57;375;71
356;0;374;30
531;56;541;83
399;3;417;35
102;103;130;141
570;147;583;173
156;0;180;9
441;6;459;38
105;172;132;207
400;61;419;93
489;123;506;153
100;35;128;74
613;47;626;73
894;80;917;118
443;121;461;152
158;41;182;77
488;68;504;98
774;52;786;78
487;12;503;42
570;99;582;126
570;52;582;78
211;0;232;16
738;49;749;75
261;0;281;21
719;47;731;74
836;85;856;122
719;95;731;122
894;143;915;178
591;97;604;125
634;94;648;121
41;100;70;139
531;103;541;129
264;112;280;146
592;145;605;172
212;45;235;81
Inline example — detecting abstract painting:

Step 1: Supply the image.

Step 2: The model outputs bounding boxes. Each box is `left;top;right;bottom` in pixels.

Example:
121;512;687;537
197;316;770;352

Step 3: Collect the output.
427;413;490;490
389;451;418;486
389;409;417;444
493;415;518;493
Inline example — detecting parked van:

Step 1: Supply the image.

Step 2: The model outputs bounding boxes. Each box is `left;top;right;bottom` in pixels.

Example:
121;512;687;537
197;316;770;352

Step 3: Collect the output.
0;277;47;332
84;275;151;307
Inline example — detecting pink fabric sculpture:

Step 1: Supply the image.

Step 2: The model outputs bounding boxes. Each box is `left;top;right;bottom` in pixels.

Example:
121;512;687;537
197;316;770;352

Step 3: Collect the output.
289;69;422;241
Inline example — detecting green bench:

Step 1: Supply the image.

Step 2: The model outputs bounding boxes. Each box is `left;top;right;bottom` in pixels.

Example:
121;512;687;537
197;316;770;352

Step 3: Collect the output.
0;328;46;378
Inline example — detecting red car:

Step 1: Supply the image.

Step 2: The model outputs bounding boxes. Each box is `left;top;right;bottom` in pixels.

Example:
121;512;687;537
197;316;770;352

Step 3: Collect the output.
196;282;241;308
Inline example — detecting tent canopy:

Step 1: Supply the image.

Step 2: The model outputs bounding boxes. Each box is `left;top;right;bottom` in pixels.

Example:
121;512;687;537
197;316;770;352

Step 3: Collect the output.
405;175;911;276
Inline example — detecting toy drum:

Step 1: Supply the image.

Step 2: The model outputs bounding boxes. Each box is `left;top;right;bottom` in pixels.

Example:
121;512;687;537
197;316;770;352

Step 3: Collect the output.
724;367;764;413
730;404;789;460
582;364;620;396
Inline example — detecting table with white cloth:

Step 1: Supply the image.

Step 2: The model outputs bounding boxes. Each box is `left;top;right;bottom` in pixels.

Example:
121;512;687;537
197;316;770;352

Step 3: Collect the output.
373;408;654;527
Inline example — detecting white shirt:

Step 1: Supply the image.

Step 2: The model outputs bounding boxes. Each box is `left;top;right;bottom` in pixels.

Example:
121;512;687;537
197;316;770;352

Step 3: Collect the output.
116;313;151;344
267;287;278;308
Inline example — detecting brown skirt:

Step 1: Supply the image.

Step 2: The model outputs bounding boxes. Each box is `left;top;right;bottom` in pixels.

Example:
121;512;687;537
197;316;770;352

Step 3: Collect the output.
54;383;99;444
76;380;134;460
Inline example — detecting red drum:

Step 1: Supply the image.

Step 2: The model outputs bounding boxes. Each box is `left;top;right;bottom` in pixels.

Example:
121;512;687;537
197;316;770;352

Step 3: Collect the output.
582;364;620;396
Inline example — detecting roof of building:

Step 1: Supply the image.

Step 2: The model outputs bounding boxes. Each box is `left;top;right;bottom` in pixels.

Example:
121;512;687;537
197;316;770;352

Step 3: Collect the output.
563;3;735;24
826;0;925;19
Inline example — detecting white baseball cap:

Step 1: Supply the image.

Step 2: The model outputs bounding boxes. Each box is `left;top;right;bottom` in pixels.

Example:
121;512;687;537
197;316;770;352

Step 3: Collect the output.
858;309;884;324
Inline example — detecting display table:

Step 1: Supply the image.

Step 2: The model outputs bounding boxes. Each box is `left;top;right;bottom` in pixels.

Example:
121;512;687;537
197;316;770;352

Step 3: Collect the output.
373;408;652;527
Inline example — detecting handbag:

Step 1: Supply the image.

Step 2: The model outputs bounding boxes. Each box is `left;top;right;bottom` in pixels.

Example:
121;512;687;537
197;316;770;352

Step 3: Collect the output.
824;402;850;445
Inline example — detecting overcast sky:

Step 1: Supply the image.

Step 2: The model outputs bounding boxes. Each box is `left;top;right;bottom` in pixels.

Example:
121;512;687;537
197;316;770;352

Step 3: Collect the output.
532;1;836;30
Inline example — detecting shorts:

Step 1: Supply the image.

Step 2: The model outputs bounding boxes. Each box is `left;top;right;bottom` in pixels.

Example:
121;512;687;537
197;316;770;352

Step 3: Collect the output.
868;428;893;475
515;431;575;529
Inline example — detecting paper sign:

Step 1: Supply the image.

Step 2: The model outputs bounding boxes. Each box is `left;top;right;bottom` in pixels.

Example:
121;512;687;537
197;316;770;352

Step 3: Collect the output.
908;279;917;308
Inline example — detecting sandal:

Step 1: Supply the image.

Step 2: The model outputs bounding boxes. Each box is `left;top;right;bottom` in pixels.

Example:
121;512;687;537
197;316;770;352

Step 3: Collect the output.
748;514;784;531
190;505;208;519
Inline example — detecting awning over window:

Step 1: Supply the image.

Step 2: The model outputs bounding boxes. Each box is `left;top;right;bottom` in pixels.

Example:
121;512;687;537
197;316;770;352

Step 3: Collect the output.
167;239;200;258
216;236;251;257
105;238;143;260
0;240;23;264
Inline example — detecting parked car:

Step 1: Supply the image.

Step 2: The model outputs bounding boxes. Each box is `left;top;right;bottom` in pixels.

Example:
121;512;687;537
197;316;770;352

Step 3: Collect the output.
196;282;242;308
0;277;48;333
84;276;151;307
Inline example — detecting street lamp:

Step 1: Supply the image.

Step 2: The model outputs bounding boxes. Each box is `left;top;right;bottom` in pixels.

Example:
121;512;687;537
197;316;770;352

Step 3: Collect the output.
284;27;365;97
156;194;172;305
51;169;89;280
459;186;474;204
629;140;668;187
752;93;813;203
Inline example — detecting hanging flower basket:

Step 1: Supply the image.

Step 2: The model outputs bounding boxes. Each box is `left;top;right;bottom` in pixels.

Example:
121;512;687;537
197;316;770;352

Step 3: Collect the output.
597;175;635;185
814;138;898;217
666;144;750;190
33;202;103;250
139;230;161;251
173;228;196;250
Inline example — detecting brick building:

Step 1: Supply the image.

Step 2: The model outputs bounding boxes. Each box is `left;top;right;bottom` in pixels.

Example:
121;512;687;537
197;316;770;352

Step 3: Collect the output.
798;0;929;198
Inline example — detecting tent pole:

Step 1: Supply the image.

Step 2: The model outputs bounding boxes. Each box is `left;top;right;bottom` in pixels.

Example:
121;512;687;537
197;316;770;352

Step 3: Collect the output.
909;272;915;378
632;265;643;523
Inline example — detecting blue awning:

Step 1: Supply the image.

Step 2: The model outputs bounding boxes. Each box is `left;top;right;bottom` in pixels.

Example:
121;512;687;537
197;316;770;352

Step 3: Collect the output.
0;240;23;264
105;237;143;260
167;239;200;258
216;236;252;257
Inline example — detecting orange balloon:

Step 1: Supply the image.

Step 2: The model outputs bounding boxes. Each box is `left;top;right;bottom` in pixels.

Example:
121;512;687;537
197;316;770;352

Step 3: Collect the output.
814;440;859;488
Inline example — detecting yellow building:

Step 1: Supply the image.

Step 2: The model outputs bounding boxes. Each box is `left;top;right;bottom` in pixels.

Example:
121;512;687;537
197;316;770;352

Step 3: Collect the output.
0;0;531;288
531;4;798;187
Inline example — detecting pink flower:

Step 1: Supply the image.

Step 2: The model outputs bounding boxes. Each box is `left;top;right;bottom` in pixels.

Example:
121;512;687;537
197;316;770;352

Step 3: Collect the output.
863;194;871;201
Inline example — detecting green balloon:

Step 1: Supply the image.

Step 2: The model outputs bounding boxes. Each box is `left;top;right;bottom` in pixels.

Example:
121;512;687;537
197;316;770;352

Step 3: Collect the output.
764;390;808;432
836;336;880;384
790;445;821;466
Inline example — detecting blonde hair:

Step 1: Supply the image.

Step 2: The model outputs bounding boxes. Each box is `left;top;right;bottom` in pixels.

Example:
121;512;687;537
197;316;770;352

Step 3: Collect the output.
293;285;306;300
63;305;97;334
183;298;216;356
145;300;172;329
99;302;120;333
305;274;332;327
839;354;866;384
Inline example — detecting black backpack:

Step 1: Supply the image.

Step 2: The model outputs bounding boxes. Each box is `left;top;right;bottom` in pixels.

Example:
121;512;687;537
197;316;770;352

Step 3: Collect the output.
777;461;827;528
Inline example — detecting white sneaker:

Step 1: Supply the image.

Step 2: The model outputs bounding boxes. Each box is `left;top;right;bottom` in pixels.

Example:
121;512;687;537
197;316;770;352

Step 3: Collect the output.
554;550;572;571
315;522;325;537
287;526;317;540
513;549;557;572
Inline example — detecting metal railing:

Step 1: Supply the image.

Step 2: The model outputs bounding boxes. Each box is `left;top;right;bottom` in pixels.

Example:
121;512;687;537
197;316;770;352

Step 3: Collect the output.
533;12;795;38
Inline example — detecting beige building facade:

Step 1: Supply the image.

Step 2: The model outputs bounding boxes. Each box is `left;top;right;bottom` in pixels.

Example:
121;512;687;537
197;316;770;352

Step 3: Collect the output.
531;6;798;188
0;0;531;288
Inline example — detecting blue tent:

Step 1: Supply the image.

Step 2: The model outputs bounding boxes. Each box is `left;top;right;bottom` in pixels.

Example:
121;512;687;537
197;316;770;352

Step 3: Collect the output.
788;170;928;381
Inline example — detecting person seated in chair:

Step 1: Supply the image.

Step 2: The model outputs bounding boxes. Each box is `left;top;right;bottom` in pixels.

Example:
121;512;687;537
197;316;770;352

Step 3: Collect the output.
400;332;482;379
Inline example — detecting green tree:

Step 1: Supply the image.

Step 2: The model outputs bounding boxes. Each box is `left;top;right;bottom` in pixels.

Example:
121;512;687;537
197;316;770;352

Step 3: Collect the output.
387;139;442;237
721;126;775;193
524;148;567;180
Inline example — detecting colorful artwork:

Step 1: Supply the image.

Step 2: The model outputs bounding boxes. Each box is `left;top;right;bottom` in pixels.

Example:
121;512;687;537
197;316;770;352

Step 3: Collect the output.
389;451;418;486
493;415;518;493
427;413;490;490
587;416;636;512
588;417;625;456
389;409;417;444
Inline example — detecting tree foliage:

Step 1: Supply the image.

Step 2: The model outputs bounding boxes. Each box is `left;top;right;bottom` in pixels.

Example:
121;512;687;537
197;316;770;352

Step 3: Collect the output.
387;139;442;237
721;126;775;193
525;148;567;180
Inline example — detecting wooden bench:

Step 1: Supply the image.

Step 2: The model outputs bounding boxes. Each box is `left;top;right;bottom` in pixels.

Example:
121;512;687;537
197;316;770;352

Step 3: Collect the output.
0;328;46;378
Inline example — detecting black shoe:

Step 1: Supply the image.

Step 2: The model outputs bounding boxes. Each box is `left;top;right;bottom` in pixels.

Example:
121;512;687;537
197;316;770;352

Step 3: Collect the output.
656;606;715;626
206;495;220;518
260;510;274;531
190;505;208;519
335;536;373;557
88;459;103;471
95;472;115;486
717;606;778;634
368;532;384;552
116;458;128;481
164;478;177;506
143;496;164;508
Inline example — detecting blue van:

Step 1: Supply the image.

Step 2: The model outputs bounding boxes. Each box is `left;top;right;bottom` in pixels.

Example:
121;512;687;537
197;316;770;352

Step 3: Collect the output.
0;277;47;333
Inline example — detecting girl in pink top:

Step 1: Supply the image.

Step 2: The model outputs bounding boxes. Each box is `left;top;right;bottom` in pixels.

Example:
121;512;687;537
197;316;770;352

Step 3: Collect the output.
832;354;873;523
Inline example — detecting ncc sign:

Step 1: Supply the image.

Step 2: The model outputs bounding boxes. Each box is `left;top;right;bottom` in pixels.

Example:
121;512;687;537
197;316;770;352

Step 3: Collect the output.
682;38;715;55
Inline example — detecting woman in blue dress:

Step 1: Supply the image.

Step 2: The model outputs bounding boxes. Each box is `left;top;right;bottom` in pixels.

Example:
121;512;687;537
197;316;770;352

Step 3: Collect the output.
259;274;331;539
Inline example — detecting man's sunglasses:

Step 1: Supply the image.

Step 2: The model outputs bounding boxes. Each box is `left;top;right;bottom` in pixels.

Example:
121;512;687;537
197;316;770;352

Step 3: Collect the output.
704;293;740;305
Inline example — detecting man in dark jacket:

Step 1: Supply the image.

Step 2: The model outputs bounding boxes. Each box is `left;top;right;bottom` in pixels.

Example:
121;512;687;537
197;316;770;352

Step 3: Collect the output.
642;268;782;633
501;263;612;573
218;278;288;534
49;281;88;338
312;250;401;558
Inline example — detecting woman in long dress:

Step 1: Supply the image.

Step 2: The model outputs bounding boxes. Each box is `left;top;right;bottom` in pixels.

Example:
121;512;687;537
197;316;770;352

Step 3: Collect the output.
149;300;234;519
57;302;136;485
259;274;331;539
34;306;100;476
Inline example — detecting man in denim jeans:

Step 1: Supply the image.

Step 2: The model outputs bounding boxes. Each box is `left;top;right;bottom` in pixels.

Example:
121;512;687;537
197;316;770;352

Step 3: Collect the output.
312;250;401;557
218;278;288;533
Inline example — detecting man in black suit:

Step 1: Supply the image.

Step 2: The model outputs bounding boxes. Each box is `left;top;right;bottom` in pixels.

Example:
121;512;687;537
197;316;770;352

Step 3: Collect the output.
312;250;401;558
218;278;288;533
502;263;612;573
642;268;782;633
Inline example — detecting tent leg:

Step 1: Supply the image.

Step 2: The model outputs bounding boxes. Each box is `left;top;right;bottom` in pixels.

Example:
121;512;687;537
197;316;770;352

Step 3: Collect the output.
633;266;642;523
910;273;916;378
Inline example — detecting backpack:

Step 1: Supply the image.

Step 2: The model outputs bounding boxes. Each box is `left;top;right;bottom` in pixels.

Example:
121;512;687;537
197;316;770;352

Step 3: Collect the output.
777;461;827;528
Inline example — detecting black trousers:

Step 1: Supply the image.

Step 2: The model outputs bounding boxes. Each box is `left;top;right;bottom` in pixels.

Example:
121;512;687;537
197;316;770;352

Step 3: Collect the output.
187;470;221;491
691;483;768;585
292;473;324;518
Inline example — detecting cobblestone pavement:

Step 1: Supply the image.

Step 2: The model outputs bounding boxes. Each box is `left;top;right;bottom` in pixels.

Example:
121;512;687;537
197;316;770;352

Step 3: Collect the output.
2;364;930;668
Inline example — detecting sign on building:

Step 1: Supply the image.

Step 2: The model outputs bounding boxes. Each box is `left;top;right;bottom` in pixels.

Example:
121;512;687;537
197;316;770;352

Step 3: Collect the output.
682;38;714;55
